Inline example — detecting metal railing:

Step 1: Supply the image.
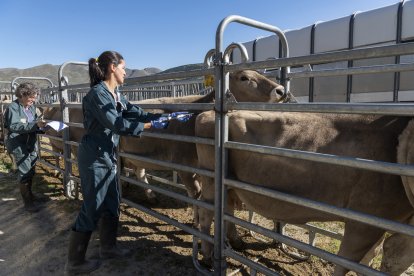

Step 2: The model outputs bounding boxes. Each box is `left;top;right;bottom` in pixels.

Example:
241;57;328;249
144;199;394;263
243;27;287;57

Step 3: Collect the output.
201;15;414;276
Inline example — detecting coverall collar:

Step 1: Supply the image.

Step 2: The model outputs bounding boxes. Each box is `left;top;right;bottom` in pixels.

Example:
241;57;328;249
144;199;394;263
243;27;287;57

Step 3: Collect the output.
99;81;121;102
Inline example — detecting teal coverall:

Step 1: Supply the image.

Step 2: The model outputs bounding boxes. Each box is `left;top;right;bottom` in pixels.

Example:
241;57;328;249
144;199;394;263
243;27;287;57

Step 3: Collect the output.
4;100;41;183
74;81;162;232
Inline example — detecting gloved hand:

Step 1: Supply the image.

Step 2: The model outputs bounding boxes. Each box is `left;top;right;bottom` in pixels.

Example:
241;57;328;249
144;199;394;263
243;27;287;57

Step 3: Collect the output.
168;112;193;122
151;117;169;129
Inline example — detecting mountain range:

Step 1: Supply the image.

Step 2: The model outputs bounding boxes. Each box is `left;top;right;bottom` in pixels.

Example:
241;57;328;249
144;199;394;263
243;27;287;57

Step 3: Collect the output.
0;63;205;92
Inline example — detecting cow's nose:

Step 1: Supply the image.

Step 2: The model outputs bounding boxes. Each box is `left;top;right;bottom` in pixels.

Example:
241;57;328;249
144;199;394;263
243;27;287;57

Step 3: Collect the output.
276;86;285;96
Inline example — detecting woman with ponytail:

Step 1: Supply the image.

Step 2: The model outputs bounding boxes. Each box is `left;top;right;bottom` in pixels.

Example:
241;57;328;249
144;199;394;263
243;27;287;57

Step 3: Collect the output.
64;51;191;274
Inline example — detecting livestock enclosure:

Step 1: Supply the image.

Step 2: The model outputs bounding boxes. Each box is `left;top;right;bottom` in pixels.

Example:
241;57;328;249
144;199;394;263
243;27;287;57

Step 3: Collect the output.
1;1;414;275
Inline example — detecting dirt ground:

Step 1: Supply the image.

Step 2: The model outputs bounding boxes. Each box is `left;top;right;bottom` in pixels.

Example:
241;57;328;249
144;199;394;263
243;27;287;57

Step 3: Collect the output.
1;146;411;276
0;146;335;276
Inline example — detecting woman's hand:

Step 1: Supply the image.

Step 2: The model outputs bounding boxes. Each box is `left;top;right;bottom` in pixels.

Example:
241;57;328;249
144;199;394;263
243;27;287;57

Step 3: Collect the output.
37;120;47;129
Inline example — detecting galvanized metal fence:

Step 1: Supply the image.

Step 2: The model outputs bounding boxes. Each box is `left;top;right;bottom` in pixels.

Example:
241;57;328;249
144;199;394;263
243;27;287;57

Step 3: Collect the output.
205;15;414;276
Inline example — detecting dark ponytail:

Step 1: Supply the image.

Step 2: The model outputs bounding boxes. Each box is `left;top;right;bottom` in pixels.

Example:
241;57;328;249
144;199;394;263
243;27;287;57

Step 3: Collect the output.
88;51;124;87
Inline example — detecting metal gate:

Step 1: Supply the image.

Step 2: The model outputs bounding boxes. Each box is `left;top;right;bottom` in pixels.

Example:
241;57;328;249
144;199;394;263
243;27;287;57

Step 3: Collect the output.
203;15;414;276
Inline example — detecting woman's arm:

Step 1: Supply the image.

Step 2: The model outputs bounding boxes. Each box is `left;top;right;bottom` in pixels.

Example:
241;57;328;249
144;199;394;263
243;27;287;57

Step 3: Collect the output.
4;104;39;134
88;90;147;136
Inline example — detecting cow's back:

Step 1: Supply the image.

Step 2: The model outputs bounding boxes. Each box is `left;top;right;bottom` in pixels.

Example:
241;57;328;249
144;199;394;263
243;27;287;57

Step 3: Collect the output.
195;111;413;223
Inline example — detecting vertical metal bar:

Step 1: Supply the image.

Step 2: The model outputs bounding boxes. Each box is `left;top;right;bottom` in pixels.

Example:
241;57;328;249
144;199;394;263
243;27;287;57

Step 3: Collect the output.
393;0;405;102
252;38;259;61
0;103;5;149
58;75;74;198
309;24;316;102
214;28;226;276
278;39;282;60
0;82;9;149
57;61;87;198
346;13;356;103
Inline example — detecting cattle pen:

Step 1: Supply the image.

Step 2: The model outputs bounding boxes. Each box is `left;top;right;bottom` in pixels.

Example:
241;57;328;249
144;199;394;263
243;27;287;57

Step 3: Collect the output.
1;1;414;275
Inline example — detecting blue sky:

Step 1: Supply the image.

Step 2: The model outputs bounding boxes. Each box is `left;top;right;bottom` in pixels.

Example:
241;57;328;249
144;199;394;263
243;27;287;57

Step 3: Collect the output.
0;0;400;70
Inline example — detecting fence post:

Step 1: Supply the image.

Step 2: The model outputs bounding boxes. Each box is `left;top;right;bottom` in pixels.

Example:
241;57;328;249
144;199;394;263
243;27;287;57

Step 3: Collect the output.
0;81;11;148
57;61;88;198
58;75;76;198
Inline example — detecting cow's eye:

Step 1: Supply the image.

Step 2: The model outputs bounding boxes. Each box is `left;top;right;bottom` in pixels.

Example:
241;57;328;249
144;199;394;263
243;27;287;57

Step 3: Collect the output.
240;76;249;81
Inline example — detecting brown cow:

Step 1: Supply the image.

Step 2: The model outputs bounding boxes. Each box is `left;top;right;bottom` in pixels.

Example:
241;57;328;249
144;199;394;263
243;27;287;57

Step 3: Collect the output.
43;70;288;211
380;121;414;275
41;94;212;178
195;110;414;275
119;70;288;223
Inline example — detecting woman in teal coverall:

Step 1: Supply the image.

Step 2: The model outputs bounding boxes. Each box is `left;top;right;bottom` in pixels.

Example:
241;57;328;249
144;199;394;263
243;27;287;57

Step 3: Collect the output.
65;50;191;274
4;82;47;213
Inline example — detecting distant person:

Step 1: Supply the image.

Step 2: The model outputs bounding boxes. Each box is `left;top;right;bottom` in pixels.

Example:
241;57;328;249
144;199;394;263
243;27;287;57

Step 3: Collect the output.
4;82;47;212
65;50;191;274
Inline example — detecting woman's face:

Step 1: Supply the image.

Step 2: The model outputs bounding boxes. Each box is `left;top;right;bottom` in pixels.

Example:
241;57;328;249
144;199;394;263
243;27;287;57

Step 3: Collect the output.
114;60;126;85
19;94;37;107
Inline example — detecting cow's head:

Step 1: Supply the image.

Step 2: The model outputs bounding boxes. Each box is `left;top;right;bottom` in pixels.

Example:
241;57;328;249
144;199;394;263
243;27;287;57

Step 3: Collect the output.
229;70;288;103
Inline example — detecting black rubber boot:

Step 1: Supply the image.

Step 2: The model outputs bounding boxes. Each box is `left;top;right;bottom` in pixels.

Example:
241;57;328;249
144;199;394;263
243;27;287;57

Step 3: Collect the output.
64;230;100;275
27;178;47;202
19;183;39;213
99;215;132;259
27;178;36;201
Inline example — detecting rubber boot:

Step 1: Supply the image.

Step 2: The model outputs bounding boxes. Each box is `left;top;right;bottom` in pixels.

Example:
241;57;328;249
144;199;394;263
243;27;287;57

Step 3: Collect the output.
27;178;36;201
99;215;132;259
64;230;100;275
27;178;47;202
19;183;39;213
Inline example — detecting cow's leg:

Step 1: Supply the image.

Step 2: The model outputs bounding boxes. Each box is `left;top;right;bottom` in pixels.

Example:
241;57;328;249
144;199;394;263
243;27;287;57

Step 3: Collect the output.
334;222;384;276
198;176;215;263
198;177;244;264
359;235;384;267
226;189;243;250
178;171;201;227
380;216;414;275
136;168;157;204
199;204;214;264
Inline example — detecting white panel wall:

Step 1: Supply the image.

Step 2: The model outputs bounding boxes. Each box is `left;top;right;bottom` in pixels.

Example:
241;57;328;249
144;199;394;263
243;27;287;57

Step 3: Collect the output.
313;16;351;102
314;16;351;53
284;26;313;99
402;0;414;41
284;26;313;57
255;35;280;61
353;3;399;47
229;0;414;102
349;4;398;101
